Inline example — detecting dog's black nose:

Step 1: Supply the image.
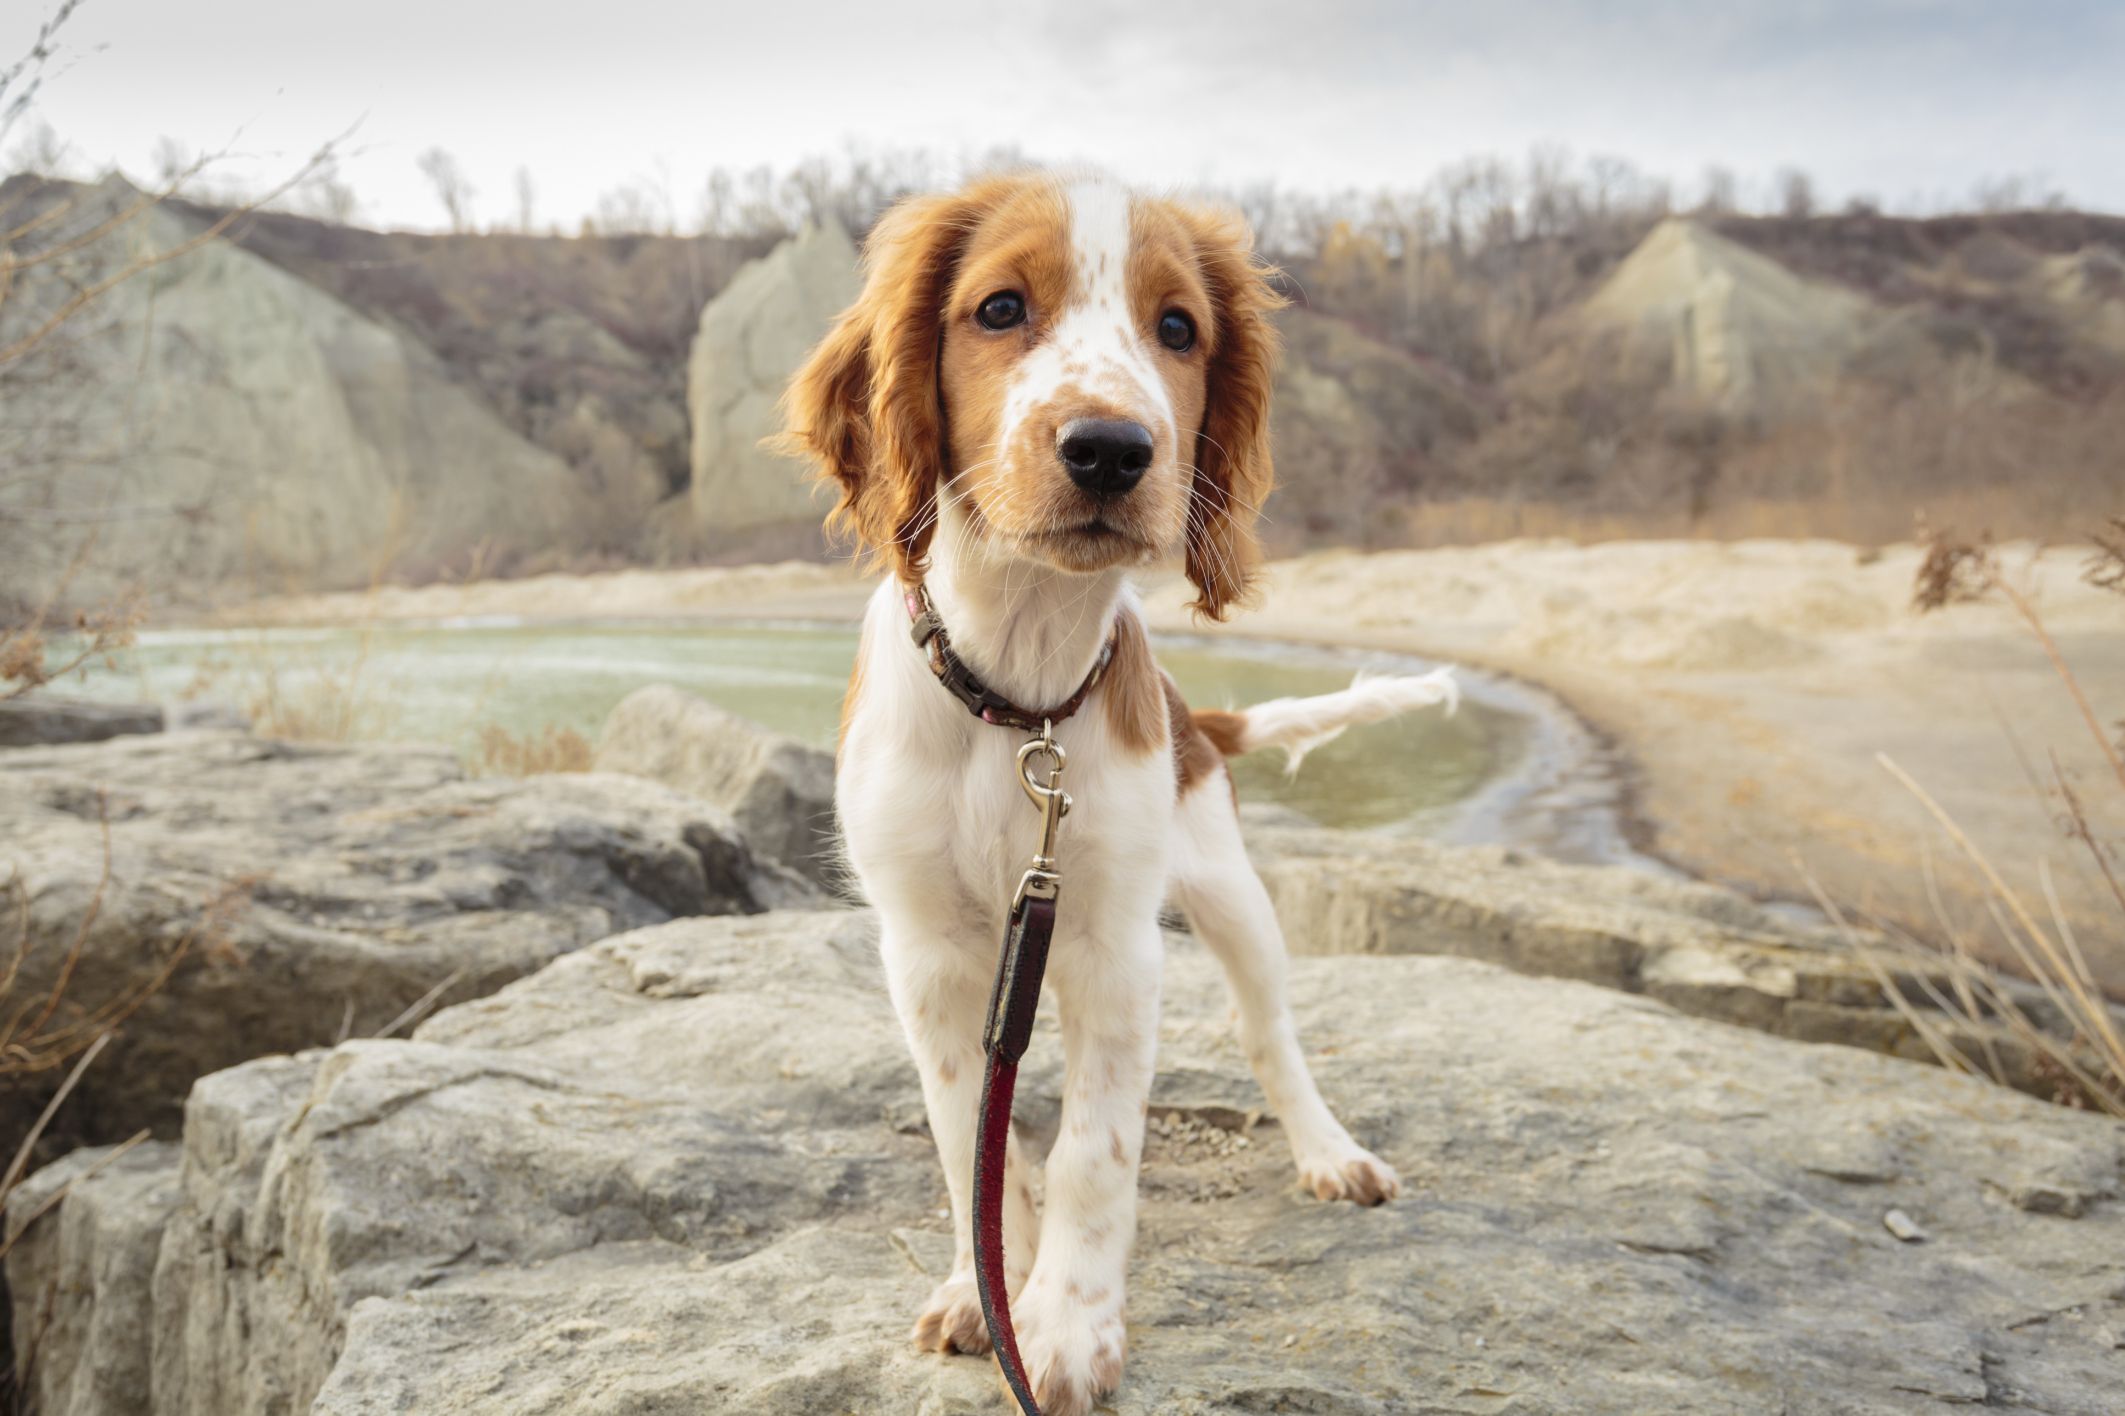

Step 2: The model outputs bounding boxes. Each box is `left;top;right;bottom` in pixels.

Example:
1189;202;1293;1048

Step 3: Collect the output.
1057;419;1153;500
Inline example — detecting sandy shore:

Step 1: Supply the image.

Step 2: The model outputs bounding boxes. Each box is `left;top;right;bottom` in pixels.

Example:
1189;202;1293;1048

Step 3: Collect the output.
1140;540;2124;994
225;539;2125;993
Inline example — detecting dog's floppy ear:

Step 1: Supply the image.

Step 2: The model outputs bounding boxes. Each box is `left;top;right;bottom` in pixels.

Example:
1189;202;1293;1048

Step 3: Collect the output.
780;189;981;584
1177;205;1285;621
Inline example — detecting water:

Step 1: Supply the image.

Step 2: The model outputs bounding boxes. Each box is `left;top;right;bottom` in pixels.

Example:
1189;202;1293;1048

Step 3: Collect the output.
51;621;1638;853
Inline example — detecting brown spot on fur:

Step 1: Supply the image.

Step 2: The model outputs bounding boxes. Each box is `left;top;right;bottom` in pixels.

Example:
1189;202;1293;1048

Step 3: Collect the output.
1098;609;1167;757
1091;1334;1124;1388
1163;674;1241;804
1109;1127;1128;1164
937;1056;957;1085
1193;705;1248;757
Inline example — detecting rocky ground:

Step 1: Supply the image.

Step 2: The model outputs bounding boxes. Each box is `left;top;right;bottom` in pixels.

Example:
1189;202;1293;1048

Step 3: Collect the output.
11;912;2124;1415
0;729;813;1151
2;691;2121;1414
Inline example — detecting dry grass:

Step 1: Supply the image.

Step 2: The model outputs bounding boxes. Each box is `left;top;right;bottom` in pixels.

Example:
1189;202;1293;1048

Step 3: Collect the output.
243;645;393;741
0;795;252;1086
1;538;146;702
0;795;250;1409
466;722;592;777
1799;524;2125;1114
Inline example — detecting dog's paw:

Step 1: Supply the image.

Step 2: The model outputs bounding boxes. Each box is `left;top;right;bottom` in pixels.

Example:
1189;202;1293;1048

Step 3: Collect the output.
1297;1144;1401;1206
912;1271;990;1355
1009;1277;1126;1416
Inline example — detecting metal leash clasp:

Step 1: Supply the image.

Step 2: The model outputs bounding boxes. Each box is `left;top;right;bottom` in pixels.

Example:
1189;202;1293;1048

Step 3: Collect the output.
1013;720;1069;906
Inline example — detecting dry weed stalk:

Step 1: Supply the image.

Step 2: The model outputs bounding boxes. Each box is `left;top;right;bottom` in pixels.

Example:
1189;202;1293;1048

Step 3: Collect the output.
0;793;253;1399
467;721;592;777
1820;524;2125;1114
1;794;253;1083
1914;525;2125;791
0;537;145;702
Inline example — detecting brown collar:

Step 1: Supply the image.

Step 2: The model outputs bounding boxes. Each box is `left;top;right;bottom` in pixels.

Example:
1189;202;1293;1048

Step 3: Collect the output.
904;583;1117;733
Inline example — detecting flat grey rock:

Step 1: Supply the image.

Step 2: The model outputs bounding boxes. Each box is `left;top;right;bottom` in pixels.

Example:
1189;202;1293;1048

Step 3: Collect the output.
10;909;2120;1414
593;684;841;889
1243;812;2097;1095
0;695;164;748
0;732;818;1149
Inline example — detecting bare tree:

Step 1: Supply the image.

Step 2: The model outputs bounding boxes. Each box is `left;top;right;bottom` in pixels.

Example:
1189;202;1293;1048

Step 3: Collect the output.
735;164;786;239
593;180;662;235
152;136;195;190
1777;167;1816;220
0;0;79;153
1524;143;1577;239
695;167;734;235
1698;165;1738;215
1584;154;1634;220
512;166;536;233
6;118;71;176
299;163;361;224
416;146;476;232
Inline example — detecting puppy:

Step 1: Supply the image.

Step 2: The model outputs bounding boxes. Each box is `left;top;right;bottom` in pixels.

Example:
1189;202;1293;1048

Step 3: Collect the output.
781;171;1451;1414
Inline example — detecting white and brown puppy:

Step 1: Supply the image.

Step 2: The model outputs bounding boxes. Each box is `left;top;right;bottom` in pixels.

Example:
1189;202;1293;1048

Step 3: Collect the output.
782;172;1453;1414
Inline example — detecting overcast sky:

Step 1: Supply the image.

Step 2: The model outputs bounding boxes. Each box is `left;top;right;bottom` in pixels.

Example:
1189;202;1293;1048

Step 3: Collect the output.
9;0;2122;231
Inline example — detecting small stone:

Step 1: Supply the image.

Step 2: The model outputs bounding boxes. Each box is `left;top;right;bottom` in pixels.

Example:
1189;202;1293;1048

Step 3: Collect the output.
1882;1209;1928;1243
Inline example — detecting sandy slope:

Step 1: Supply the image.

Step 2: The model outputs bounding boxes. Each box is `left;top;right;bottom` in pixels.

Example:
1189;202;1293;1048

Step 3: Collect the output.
226;539;2125;992
1140;540;2125;993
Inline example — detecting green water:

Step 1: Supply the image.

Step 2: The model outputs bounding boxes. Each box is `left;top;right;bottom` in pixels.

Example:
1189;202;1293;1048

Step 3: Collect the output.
55;622;1528;832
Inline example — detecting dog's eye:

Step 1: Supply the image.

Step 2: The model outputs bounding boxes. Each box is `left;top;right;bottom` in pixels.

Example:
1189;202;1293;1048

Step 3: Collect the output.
1157;309;1196;352
976;291;1027;331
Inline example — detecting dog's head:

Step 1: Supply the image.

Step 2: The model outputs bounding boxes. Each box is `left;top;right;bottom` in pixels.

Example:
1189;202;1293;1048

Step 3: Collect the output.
780;172;1283;620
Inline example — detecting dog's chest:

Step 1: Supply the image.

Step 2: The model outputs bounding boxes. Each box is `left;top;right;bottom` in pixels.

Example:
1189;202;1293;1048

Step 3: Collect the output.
841;706;1170;932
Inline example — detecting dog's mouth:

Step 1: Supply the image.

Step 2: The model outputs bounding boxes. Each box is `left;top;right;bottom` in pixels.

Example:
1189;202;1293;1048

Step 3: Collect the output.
1022;517;1155;567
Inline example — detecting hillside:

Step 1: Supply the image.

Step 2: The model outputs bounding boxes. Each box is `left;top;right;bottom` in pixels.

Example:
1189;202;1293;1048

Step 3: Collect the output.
3;180;2120;607
0;177;591;608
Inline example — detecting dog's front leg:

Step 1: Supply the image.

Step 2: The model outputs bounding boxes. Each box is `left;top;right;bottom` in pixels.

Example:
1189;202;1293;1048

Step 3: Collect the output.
1010;922;1161;1416
879;918;1041;1355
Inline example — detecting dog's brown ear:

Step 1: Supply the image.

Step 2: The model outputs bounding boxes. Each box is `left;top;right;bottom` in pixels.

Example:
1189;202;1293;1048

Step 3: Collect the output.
779;190;980;584
1177;205;1285;621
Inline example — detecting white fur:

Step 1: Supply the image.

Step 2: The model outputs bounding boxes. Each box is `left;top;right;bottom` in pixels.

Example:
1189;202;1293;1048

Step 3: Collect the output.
997;180;1179;478
1239;667;1460;775
834;176;1427;1416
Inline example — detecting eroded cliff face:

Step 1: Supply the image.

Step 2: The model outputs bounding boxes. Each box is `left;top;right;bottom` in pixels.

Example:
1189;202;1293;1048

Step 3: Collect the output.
1;177;593;607
685;220;860;549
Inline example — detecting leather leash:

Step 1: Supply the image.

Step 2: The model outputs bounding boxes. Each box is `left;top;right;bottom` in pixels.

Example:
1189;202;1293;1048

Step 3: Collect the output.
906;583;1103;1416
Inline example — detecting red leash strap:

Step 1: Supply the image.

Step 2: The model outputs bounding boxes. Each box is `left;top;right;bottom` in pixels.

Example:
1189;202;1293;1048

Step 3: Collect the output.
973;733;1071;1416
975;889;1055;1415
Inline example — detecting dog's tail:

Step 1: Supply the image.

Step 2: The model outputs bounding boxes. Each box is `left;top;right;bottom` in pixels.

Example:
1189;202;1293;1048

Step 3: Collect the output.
1194;668;1459;776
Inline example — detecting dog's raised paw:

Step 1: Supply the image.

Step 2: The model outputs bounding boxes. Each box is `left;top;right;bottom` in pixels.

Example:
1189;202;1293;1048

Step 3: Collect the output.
912;1272;990;1355
1299;1146;1401;1206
